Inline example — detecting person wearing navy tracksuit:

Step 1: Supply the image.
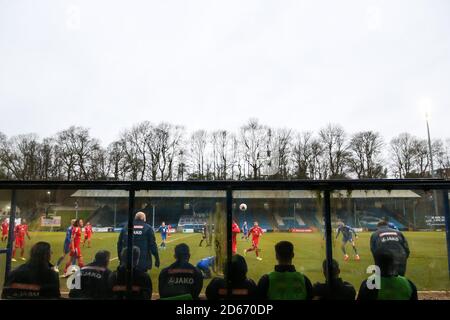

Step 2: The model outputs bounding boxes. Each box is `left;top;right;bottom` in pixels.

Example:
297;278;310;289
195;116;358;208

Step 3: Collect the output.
117;212;160;272
370;220;410;276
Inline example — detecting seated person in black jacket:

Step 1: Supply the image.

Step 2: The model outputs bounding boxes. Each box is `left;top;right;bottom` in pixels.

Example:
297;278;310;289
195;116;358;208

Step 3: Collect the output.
257;241;313;300
206;254;258;300
108;246;153;300
313;259;356;300
69;250;112;299
357;248;418;300
2;241;60;299
158;243;203;300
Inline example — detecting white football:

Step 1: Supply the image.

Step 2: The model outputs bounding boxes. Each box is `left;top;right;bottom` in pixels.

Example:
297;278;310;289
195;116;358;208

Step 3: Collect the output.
239;203;247;211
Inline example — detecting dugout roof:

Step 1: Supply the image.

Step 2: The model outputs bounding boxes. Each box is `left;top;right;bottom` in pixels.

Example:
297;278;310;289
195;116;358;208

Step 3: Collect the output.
71;189;420;199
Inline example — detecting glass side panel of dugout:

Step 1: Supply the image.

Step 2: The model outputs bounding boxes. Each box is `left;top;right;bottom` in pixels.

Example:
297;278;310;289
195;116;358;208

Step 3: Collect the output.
1;188;130;299
330;189;450;297
134;190;227;300
232;190;326;295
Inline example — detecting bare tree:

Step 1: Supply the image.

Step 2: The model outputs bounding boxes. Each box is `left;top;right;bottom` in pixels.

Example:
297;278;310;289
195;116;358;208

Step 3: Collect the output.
411;138;430;177
211;130;237;180
390;133;417;178
240;119;270;179
319;124;349;178
292;131;316;179
0;132;7;179
1;119;448;182
37;137;59;180
55;126;101;180
348;131;386;178
188;130;208;180
107;141;126;180
156;123;184;181
269;128;292;179
0;134;42;180
435;139;450;178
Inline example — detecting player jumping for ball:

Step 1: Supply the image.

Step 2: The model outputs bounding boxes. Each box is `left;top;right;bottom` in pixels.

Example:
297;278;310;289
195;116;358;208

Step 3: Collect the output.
336;222;360;261
244;221;263;261
12;219;31;262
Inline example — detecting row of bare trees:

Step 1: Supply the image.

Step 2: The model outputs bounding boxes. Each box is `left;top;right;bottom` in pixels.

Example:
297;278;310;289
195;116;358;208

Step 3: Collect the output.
1;119;449;181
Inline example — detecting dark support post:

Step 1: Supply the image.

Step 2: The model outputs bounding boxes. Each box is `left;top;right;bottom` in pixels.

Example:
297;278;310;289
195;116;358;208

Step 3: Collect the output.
126;189;135;298
442;190;450;279
323;190;334;290
4;190;17;284
226;187;233;299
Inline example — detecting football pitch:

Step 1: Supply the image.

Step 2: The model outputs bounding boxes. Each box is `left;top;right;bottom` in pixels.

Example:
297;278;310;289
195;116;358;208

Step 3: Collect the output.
1;231;449;297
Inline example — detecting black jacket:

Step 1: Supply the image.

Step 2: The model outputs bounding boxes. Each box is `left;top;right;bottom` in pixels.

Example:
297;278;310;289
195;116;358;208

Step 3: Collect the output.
370;226;410;275
69;263;112;299
158;260;203;299
2;262;60;299
117;219;159;272
370;226;410;257
257;265;313;300
206;277;258;300
108;266;153;300
312;278;356;300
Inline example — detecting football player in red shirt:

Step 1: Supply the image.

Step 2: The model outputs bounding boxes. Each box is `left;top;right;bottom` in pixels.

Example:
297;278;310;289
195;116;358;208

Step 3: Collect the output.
64;218;85;275
244;221;264;261
1;218;9;242
12;219;31;261
167;224;172;238
83;222;93;248
232;219;240;255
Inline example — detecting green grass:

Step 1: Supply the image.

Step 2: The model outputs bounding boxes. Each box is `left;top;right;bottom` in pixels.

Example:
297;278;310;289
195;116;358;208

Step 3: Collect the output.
1;231;449;296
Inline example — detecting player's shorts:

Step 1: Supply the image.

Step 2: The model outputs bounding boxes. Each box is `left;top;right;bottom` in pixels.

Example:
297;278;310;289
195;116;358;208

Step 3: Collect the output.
63;241;71;254
84;234;91;240
15;238;24;248
252;239;260;248
342;237;354;244
70;246;82;258
2;230;8;236
161;234;167;241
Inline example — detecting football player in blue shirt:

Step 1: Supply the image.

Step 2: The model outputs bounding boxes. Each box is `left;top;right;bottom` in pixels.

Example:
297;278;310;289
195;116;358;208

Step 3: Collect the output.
241;221;249;240
196;256;216;279
336;222;360;261
55;219;76;273
158;221;168;250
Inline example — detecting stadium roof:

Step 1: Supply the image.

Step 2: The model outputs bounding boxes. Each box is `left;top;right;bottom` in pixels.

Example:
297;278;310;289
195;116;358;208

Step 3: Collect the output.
71;189;420;199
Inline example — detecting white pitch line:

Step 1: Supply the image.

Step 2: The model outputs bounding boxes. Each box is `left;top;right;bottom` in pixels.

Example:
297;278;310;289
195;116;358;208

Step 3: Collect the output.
109;233;198;261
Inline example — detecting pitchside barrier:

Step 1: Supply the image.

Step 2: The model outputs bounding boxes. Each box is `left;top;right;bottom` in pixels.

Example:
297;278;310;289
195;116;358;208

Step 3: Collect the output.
0;179;449;300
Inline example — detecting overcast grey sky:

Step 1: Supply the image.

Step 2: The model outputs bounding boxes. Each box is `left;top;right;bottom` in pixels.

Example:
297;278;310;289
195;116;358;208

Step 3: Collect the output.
0;0;449;145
